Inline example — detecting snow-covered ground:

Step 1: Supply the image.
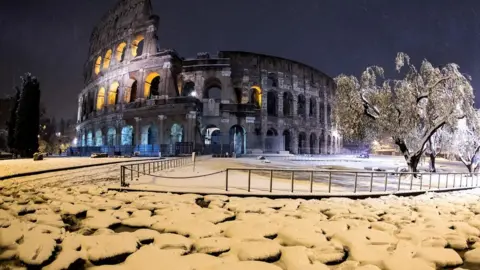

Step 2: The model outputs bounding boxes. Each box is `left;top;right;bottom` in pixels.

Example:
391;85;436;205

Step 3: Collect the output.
1;156;479;269
0;157;153;178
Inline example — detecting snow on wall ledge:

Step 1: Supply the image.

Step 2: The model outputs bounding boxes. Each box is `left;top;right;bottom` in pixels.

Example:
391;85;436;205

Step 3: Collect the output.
1;178;480;269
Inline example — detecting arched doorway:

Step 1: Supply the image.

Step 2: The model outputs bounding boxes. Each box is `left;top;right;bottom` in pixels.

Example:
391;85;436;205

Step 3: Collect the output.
96;87;105;110
250;86;262;108
87;132;93;146
121;126;133;146
319;131;325;154
204;78;222;100
310;133;317;154
171;123;183;143
182;81;195;97
131;35;144;57
108;82;119;105
298;132;307;154
283;130;291;152
297;94;306;118
229;125;245;155
116;42;127;62
204;125;221;145
95;130;103;146
327;135;332;154
141;125;157;145
124;79;137;103
265;128;278;153
283;92;293;117
107;128;116;146
145;72;160;98
267;91;277;116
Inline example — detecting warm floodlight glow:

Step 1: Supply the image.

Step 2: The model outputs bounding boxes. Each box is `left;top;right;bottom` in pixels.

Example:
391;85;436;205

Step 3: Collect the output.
144;72;160;98
108;82;119;105
131;35;145;57
115;42;127;62
251;86;262;107
103;49;112;69
94;56;102;75
96;87;105;110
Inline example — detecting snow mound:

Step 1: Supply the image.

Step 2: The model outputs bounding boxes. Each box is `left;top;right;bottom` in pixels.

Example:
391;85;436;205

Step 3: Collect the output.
182;253;225;269
123;245;190;270
82;213;120;229
83;233;138;264
276;246;329;270
43;249;86;270
194;237;231;255
17;232;57;266
153;219;221;239
276;226;327;248
414;247;463;268
464;248;480;264
233;239;281;262
153;233;193;251
208;261;283;270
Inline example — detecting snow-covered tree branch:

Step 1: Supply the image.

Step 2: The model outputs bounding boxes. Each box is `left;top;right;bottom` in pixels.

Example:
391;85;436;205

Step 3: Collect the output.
333;52;476;173
453;115;480;174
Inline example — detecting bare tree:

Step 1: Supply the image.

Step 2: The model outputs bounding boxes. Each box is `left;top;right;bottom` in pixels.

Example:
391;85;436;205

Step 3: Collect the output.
453;116;480;174
425;126;454;172
333;53;475;174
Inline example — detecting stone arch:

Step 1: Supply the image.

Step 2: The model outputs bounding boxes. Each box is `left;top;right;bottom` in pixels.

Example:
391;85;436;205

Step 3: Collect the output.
250;86;262;108
131;35;145;57
171;123;184;143
96;87;105;110
327;134;332;154
144;72;160;98
309;97;317;118
298;132;307;154
266;128;278;137
86;131;94;146
203;125;221;145
95;129;103;146
310;133;317;154
107;127;116;146
297;94;306;118
115;42;127;62
108;82;120;105
124;78;138;103
182;81;195;97
283;92;293;117
94;56;102;75
203;78;222;100
229;125;246;155
103;49;112;69
121;126;133;146
141;124;158;145
319;130;325;154
267;91;277;116
267;72;278;87
283;129;292;152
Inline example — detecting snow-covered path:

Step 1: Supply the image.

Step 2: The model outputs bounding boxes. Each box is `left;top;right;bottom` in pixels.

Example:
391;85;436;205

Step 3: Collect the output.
1;162;480;269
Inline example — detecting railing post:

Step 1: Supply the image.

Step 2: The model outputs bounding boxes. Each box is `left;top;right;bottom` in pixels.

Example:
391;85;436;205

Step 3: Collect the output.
446;173;449;188
437;173;441;189
148;163;151;174
429;173;432;189
120;166;124;186
369;172;374;192
130;164;133;181
354;172;358;193
460;173;464;188
225;169;229;191
410;174;413;190
477;173;479;186
291;171;294;193
328;171;332;193
453;173;456;188
397;173;401;191
309;171;313;193
247;170;251;192
270;170;273;193
384;173;388;192
419;173;423;190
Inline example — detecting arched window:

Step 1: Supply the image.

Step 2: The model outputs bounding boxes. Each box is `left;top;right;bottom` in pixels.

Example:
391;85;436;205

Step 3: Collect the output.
267;91;277;116
115;42;127;62
309;97;317;117
96;87;105;110
297;94;306;118
103;49;112;69
250;86;262;108
267;73;278;87
203;78;222;100
131;35;145;57
182;81;195;97
283;92;293;117
108;82;119;105
94;56;102;75
124;79;137;103
144;72;160;98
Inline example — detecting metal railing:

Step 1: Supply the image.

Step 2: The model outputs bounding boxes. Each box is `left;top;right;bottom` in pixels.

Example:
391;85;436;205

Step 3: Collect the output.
120;156;193;187
224;168;480;193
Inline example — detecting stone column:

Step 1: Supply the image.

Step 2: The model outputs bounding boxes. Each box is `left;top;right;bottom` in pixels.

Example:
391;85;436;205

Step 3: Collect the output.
293;95;298;117
134;117;141;147
316;97;321;125
277;92;283;118
305;96;310;119
305;134;310;155
145;25;158;56
116;126;122;146
157;115;166;144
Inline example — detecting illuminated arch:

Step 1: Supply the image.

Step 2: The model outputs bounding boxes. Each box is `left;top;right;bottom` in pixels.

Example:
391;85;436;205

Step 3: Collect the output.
144;72;160;98
103;49;112;69
94;56;102;75
96;87;105;110
131;35;145;57
108;82;120;105
124;78;138;103
250;86;262;108
115;42;127;62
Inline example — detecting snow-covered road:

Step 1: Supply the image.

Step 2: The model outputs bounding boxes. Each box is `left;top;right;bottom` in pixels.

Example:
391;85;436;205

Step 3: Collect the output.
1;162;480;269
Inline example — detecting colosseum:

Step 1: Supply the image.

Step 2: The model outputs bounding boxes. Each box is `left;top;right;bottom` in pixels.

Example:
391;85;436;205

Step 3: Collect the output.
75;0;342;156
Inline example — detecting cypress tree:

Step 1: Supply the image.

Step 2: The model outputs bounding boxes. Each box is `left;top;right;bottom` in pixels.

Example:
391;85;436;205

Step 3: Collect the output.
14;73;41;157
7;87;20;153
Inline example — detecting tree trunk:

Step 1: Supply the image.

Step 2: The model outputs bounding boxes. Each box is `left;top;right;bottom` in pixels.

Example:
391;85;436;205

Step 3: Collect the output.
407;154;422;177
429;153;436;172
466;163;473;175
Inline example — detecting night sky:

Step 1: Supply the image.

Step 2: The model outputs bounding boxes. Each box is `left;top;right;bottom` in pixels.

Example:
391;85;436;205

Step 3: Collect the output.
1;0;479;120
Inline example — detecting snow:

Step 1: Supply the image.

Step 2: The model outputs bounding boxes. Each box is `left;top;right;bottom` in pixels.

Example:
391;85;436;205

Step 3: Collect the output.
0;157;153;178
3;157;480;269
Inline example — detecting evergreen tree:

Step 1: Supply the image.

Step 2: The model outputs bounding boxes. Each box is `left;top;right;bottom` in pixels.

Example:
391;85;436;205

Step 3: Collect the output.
7;87;20;152
59;118;66;135
14;73;41;157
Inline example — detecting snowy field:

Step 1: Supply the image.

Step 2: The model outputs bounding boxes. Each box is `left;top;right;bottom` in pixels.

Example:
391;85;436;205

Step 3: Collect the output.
0;157;153;178
1;156;480;269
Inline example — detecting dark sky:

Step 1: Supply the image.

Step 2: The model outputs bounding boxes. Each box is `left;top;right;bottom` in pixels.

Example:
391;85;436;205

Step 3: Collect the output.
1;0;480;119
